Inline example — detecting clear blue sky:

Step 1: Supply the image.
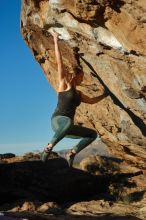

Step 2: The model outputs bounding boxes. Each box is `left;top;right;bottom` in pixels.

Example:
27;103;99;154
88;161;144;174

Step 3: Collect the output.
0;0;78;155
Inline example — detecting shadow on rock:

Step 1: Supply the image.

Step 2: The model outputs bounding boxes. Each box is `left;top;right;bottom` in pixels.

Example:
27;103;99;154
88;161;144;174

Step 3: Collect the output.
0;157;109;204
0;157;143;205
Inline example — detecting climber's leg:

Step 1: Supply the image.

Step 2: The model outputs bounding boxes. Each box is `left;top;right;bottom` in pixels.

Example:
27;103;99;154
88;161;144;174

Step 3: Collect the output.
65;125;98;167
66;124;98;153
41;116;73;162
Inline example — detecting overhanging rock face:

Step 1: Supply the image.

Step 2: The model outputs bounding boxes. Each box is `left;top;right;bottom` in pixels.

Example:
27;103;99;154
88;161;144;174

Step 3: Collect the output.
21;0;146;169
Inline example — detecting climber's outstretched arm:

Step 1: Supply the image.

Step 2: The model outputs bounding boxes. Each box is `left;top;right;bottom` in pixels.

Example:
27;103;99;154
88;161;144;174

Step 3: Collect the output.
80;91;108;104
51;31;65;82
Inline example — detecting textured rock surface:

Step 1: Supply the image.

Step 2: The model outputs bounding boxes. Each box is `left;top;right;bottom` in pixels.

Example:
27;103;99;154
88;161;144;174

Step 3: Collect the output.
21;0;146;184
0;153;146;219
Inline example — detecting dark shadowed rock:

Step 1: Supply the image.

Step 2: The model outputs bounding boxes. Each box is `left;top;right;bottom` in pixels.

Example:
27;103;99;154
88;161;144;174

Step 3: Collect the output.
0;154;15;160
0;153;145;219
0;154;110;204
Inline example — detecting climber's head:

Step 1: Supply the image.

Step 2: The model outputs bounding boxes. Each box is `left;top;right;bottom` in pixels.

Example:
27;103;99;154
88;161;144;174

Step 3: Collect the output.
72;66;84;86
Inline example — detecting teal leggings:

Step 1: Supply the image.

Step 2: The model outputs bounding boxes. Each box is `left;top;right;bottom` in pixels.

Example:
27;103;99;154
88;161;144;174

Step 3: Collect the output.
50;115;98;153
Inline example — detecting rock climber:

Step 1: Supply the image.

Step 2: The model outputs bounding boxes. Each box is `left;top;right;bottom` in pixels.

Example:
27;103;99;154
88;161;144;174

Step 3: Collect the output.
41;31;108;167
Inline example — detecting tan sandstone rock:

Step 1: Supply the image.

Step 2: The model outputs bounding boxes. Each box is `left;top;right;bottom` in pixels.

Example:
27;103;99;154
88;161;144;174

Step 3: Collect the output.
20;0;146;184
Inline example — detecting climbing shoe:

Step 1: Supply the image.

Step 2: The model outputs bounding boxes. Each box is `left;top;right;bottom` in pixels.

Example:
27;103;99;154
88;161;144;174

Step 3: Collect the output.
66;151;76;168
41;146;52;162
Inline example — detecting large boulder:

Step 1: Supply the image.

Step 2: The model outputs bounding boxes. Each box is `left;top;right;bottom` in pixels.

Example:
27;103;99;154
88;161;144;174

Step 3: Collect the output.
20;0;146;173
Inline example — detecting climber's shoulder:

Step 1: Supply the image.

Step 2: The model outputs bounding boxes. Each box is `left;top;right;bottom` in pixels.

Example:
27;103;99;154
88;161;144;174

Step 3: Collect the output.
57;79;72;93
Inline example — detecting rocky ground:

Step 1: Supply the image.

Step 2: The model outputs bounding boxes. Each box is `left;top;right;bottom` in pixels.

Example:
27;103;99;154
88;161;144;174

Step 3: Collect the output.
0;151;145;220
